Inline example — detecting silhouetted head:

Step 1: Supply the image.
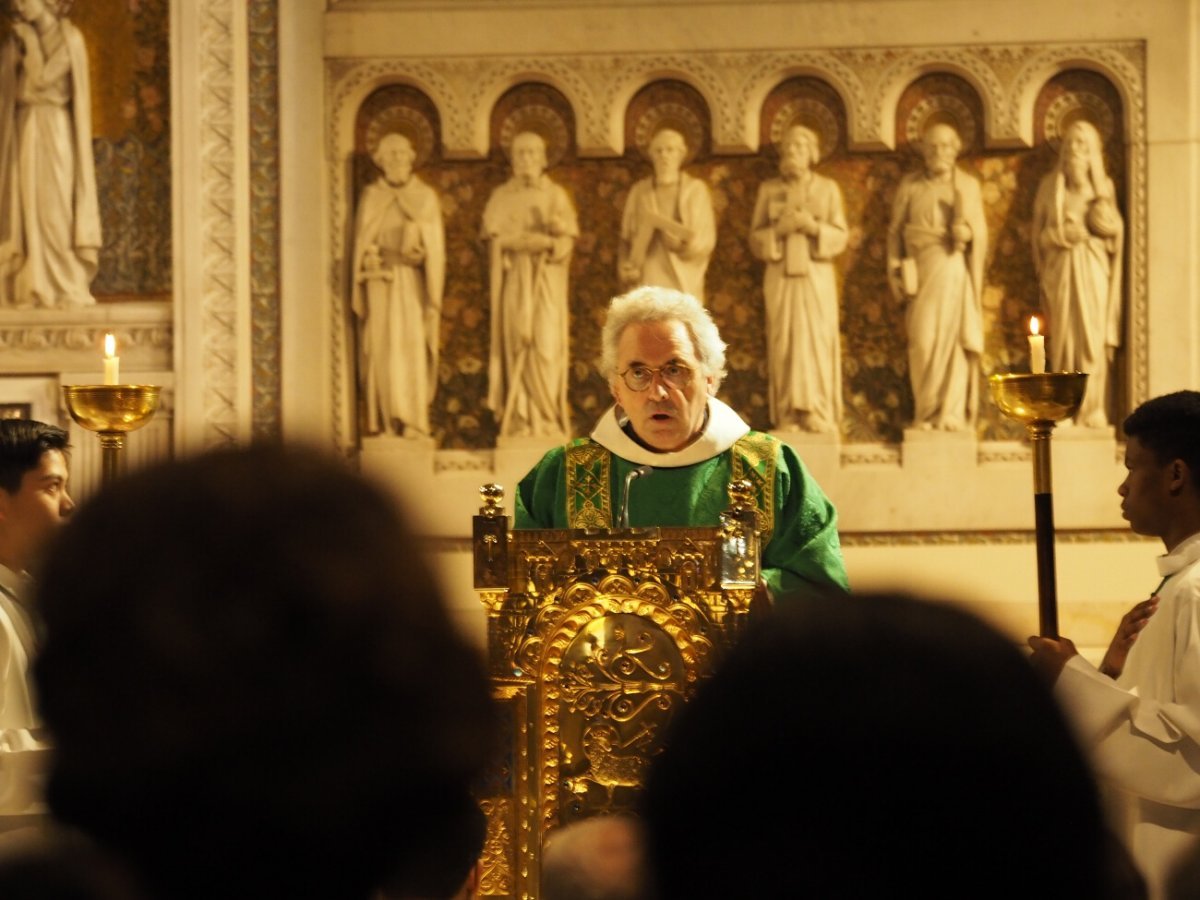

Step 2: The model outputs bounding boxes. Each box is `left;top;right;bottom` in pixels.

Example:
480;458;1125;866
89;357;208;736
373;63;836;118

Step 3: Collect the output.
642;591;1109;899
34;444;497;900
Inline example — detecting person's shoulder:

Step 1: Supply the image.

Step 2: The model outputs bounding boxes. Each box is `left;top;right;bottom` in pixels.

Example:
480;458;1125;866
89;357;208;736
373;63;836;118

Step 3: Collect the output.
1179;554;1200;595
742;429;781;447
742;430;817;469
535;437;595;467
734;430;787;463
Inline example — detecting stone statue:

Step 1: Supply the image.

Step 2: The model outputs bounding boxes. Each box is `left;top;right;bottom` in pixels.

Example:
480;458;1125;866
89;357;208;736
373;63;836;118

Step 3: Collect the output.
1031;120;1123;428
0;0;101;308
483;131;578;439
352;133;444;437
886;122;987;432
619;128;715;302
749;125;848;433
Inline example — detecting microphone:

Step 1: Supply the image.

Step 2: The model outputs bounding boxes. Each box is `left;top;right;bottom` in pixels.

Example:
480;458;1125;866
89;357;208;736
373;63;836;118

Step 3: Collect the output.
618;465;653;529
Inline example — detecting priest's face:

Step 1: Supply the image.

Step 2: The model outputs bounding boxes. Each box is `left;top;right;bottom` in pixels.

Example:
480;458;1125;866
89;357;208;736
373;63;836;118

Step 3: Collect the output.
610;319;714;453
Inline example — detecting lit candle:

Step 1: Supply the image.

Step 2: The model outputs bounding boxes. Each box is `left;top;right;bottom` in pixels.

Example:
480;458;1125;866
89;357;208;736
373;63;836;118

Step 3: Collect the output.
103;333;120;385
1028;317;1046;375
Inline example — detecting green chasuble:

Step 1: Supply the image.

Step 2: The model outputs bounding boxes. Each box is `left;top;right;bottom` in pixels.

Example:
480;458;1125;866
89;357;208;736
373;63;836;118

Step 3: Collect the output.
514;400;848;597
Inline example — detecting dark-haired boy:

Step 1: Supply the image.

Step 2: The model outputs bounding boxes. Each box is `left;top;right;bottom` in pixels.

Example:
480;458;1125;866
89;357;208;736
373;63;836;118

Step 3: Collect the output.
1029;390;1200;898
0;419;73;827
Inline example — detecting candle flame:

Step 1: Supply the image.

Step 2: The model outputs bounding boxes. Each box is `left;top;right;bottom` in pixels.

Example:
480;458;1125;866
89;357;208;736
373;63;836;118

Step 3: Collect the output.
1029;316;1040;337
104;333;116;358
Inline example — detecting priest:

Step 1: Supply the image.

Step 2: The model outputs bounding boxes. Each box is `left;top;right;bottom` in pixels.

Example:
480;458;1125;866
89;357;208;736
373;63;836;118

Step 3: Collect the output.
514;285;847;598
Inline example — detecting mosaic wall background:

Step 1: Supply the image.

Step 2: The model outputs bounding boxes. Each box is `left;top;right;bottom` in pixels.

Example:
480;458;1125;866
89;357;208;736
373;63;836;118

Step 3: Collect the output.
353;69;1126;449
77;0;172;298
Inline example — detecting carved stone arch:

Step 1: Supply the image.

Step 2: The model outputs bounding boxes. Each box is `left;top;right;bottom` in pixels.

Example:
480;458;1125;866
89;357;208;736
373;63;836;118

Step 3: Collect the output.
739;57;864;153
1007;47;1144;148
468;60;601;159
874;53;1004;150
604;58;726;154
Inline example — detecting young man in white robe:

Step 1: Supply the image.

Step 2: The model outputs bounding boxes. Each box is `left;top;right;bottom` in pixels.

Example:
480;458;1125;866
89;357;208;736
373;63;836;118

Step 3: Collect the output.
1029;391;1200;898
0;419;73;833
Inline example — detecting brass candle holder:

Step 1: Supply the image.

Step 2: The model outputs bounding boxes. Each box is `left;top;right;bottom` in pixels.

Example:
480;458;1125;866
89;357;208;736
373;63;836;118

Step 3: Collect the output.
63;385;161;488
989;372;1088;637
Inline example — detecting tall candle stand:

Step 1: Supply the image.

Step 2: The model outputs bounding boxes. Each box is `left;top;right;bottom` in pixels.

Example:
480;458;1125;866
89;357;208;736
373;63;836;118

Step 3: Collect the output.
989;372;1087;637
63;385;161;488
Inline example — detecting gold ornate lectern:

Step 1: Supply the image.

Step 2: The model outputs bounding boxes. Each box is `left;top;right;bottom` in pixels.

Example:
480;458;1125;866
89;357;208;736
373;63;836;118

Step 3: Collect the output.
472;481;762;899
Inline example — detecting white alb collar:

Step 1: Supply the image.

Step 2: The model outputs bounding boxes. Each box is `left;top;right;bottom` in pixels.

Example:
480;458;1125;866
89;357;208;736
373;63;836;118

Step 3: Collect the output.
0;563;26;602
590;396;750;469
1158;531;1200;578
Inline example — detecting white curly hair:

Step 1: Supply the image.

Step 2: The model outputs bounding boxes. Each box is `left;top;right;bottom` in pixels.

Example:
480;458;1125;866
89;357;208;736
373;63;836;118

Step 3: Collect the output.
599;286;727;389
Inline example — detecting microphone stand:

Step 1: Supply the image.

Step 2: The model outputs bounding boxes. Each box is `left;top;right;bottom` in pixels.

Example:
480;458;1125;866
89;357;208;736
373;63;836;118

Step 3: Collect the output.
618;465;653;529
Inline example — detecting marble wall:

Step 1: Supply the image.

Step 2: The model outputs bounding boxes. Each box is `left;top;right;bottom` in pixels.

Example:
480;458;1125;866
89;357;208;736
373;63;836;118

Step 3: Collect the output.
338;62;1133;447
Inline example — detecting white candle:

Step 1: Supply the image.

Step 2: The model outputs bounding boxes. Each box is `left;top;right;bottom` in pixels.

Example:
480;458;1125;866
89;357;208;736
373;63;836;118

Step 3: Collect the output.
1028;317;1046;375
103;333;120;385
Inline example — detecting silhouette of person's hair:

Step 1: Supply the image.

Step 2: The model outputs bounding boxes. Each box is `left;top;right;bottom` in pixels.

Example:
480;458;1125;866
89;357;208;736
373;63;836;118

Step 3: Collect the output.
33;445;496;900
642;591;1111;899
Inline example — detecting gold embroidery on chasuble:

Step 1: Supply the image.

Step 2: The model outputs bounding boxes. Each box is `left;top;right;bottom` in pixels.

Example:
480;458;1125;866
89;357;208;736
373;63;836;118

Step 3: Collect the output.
564;440;613;529
730;434;776;544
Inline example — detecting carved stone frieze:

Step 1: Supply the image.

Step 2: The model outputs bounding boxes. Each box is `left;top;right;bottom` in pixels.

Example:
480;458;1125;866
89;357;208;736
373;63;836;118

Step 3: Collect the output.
0;304;174;373
0;325;171;353
841;528;1149;547
976;442;1032;464
434;450;495;473
326;39;1147;450
329;41;1144;159
841;444;902;466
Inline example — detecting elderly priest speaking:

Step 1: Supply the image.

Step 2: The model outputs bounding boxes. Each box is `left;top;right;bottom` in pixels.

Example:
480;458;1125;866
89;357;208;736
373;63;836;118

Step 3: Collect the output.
514;285;848;598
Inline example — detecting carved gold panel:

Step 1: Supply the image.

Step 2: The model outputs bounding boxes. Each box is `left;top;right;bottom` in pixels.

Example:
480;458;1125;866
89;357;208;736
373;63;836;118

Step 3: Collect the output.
472;484;759;898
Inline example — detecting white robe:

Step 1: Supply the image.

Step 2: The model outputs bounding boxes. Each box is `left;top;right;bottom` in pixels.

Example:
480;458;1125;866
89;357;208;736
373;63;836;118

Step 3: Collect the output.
1056;532;1200;898
0;564;48;821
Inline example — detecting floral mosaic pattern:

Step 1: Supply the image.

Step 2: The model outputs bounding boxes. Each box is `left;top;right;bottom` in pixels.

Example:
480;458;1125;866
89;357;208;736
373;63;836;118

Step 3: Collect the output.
354;71;1126;450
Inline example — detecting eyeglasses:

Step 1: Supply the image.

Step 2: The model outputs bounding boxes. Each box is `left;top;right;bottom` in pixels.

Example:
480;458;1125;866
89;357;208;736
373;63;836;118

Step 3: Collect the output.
618;363;695;392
